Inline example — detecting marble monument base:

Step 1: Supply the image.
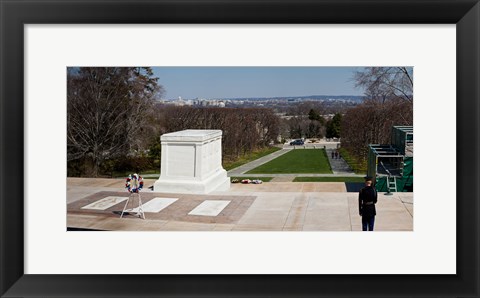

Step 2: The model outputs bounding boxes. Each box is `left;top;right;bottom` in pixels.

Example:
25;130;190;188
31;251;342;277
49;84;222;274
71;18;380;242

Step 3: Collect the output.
154;168;230;194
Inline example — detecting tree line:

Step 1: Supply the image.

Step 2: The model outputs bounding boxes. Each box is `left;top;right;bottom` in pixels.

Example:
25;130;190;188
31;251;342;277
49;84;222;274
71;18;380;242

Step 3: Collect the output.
157;105;280;159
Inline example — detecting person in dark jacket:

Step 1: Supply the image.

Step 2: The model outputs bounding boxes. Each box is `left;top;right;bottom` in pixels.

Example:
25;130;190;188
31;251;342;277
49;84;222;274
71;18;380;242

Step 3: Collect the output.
359;176;378;231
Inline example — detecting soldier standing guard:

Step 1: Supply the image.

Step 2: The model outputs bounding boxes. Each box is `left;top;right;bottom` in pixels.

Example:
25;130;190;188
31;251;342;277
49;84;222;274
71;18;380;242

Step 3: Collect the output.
359;176;378;231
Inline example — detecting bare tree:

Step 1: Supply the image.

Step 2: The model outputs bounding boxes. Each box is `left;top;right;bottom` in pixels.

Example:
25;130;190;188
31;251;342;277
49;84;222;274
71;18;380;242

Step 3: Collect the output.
354;67;413;103
341;67;413;162
67;67;163;176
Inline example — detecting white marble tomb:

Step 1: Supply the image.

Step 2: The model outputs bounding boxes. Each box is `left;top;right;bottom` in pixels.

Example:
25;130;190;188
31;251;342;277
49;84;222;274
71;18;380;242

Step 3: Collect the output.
153;129;230;194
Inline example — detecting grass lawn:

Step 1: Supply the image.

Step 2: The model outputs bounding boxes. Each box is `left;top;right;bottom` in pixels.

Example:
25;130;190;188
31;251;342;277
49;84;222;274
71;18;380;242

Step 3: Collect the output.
223;146;282;171
230;177;273;182
338;148;367;174
246;149;332;174
293;176;364;182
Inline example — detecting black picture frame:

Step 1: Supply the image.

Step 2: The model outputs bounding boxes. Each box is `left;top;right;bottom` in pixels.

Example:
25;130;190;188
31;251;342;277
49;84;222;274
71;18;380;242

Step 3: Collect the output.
1;1;479;297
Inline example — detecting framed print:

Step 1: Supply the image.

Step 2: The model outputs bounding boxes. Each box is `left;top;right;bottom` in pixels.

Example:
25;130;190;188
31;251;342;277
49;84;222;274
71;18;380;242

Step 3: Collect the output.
1;0;479;297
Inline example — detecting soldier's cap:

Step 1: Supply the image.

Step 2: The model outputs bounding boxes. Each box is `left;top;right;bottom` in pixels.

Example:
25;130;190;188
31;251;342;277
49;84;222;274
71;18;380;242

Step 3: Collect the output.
364;176;373;181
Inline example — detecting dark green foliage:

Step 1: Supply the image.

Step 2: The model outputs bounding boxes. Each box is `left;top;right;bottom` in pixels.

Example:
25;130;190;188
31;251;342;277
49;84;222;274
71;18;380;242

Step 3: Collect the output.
326;113;342;138
308;109;320;121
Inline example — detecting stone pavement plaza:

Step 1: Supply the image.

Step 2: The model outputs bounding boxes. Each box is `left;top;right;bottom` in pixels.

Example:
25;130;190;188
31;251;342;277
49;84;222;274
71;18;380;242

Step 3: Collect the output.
67;178;413;231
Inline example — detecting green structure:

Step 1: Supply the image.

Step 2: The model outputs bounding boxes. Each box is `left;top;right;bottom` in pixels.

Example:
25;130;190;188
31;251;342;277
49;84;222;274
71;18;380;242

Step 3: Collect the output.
367;126;413;192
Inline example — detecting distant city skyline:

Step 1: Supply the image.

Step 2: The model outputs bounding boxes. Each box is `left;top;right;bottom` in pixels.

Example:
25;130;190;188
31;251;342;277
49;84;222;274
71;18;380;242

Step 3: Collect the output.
152;67;366;99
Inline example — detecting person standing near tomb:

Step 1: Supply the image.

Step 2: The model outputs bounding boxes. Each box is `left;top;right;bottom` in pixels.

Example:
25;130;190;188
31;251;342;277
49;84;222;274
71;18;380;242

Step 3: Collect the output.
359;176;378;231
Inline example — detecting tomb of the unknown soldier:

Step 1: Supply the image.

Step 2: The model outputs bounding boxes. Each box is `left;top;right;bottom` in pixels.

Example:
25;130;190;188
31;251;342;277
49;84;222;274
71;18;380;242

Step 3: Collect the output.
153;129;230;194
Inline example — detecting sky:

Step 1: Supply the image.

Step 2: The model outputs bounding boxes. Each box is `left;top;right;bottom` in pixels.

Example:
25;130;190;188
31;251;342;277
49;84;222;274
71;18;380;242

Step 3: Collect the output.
151;67;365;99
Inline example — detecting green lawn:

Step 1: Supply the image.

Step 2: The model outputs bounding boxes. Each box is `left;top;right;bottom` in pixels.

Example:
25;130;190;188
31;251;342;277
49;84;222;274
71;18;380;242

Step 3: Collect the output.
230;177;273;182
293;176;364;182
338;148;367;174
246;149;332;174
223;146;282;171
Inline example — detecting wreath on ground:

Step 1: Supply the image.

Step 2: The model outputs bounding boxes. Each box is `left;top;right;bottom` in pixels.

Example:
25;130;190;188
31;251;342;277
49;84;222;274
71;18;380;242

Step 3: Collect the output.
241;179;263;184
126;173;144;193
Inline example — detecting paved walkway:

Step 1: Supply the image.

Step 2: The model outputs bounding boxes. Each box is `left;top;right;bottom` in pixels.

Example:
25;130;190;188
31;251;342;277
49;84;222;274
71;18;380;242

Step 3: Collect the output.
326;148;355;175
67;178;413;232
227;148;293;176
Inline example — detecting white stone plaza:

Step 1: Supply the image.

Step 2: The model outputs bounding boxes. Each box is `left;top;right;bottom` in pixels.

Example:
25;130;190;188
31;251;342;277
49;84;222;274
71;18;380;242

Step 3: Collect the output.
67;177;413;231
153;129;230;194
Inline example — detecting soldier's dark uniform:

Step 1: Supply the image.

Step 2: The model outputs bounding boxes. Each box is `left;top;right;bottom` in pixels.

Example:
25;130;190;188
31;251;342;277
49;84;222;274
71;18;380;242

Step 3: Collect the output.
359;177;378;231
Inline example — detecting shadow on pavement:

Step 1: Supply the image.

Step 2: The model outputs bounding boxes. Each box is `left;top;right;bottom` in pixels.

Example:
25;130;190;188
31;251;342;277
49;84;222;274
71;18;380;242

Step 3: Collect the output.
345;182;363;193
